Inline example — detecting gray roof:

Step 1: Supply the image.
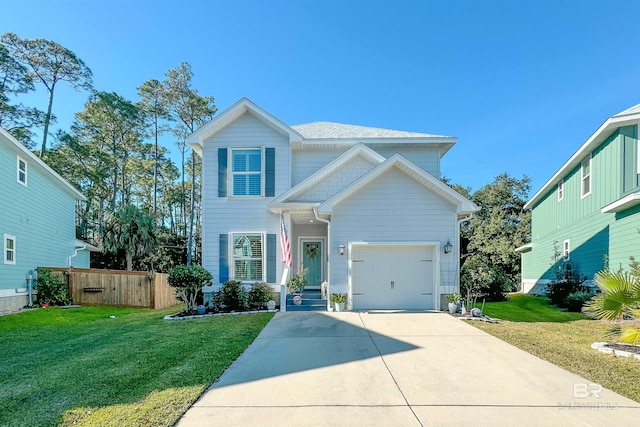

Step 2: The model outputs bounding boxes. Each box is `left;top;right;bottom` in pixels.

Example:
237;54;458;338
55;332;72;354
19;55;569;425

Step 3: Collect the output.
613;103;640;117
291;121;451;139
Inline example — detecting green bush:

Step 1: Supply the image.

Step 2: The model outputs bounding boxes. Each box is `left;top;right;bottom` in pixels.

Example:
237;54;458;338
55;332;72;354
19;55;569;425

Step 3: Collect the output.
546;263;586;307
168;265;212;313
35;269;72;306
218;280;249;311
565;291;595;312
248;282;274;309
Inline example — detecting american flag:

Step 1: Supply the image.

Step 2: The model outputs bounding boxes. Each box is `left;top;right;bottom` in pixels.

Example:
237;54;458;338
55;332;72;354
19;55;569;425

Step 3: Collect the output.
280;215;292;268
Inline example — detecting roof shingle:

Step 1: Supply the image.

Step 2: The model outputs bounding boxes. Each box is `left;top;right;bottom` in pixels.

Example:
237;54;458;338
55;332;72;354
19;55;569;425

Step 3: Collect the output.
291;121;450;139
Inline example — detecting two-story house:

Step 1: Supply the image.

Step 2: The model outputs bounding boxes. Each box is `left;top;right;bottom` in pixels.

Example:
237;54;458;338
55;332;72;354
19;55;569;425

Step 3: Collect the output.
188;98;478;310
518;104;640;294
0;127;93;311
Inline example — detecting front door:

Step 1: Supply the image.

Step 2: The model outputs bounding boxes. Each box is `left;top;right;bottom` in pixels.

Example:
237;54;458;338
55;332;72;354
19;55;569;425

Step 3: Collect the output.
301;239;324;289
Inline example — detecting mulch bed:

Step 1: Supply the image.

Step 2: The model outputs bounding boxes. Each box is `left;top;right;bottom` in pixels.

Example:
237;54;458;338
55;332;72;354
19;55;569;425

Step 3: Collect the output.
605;343;640;355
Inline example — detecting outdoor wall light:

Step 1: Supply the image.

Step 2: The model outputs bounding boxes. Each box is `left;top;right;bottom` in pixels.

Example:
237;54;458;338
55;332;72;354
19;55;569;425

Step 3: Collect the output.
338;243;345;256
444;239;453;254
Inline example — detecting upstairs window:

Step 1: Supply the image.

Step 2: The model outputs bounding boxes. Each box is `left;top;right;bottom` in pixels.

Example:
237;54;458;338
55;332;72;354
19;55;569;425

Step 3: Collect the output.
231;148;262;196
232;234;263;281
4;234;16;265
581;155;591;198
17;157;27;186
563;239;570;261
557;179;564;201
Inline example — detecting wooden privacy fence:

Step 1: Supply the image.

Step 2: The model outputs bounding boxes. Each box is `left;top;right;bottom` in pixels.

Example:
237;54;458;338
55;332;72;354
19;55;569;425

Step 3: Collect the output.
41;267;177;309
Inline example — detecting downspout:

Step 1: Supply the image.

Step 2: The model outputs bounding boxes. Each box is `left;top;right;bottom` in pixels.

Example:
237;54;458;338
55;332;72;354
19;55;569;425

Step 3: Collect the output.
69;244;86;267
313;208;331;310
456;213;473;296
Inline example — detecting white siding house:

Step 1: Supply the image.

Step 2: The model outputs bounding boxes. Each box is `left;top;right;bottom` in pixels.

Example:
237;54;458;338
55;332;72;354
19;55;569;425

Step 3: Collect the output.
188;98;477;311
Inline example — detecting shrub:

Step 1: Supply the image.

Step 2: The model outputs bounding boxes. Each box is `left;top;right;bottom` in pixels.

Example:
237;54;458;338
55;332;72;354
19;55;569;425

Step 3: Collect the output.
564;291;595;312
35;269;71;306
248;282;274;309
218;280;249;311
547;262;585;307
168;265;212;313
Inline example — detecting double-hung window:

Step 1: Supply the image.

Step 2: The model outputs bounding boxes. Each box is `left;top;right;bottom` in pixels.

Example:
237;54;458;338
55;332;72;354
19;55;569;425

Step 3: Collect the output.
557;179;564;201
232;234;263;281
232;148;262;197
17;157;27;186
563;239;570;262
4;234;16;265
581;155;591;198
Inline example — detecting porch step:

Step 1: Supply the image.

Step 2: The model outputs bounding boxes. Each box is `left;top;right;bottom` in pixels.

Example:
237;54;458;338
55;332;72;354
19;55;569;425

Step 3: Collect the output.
286;289;327;311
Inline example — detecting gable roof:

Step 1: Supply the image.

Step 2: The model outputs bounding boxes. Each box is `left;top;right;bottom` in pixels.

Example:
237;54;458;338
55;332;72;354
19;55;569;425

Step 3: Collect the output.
269;143;385;205
187;98;303;155
525;103;640;209
0;127;85;201
316;153;478;216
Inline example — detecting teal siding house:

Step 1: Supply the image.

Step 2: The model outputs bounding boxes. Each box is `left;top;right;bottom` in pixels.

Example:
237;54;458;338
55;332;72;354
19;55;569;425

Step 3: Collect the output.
0;127;92;311
519;104;640;294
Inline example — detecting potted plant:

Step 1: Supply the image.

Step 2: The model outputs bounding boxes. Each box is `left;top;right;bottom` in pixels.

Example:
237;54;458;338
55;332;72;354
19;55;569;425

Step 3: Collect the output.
331;293;347;312
445;293;461;314
287;267;308;295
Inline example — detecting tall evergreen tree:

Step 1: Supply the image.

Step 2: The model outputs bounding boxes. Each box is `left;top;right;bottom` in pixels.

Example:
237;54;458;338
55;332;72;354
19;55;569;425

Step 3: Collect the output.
1;32;92;157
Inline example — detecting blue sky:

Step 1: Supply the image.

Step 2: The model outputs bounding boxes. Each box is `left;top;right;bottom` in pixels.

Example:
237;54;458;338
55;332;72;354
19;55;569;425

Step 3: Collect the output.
1;0;639;195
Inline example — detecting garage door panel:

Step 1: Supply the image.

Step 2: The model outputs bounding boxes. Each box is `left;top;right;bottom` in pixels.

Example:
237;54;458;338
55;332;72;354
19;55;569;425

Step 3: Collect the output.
352;245;435;310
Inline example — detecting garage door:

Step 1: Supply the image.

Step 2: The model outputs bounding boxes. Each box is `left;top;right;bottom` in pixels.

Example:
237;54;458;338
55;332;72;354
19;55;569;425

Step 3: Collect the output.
352;244;435;310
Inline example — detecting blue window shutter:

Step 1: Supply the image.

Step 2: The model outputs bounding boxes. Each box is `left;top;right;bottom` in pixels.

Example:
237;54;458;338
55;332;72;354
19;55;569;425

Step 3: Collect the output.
218;148;227;197
267;234;276;283
265;148;275;197
220;234;229;283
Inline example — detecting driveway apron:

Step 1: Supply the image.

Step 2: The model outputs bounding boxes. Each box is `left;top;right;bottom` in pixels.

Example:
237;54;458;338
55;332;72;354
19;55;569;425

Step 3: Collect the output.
176;312;640;426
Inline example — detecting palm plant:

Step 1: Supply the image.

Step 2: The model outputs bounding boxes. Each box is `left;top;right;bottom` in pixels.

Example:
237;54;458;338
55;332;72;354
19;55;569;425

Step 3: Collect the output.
585;269;640;345
102;204;156;271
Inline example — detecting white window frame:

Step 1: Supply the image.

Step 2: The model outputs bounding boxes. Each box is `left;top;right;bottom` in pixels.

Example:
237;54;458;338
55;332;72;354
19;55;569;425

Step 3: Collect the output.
229;147;264;198
557;179;564;201
230;232;265;282
563;239;570;262
4;234;16;265
16;156;27;186
581;155;592;198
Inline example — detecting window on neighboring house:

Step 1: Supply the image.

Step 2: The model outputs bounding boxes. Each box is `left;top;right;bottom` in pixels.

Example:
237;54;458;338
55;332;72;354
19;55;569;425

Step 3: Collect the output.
232;234;263;281
17;157;27;186
581;155;591;198
231;148;262;196
557;179;564;201
4;234;16;265
563;239;570;262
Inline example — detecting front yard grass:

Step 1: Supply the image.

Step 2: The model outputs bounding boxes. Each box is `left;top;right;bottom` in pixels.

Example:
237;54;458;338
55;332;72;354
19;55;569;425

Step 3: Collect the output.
0;305;273;427
468;294;640;403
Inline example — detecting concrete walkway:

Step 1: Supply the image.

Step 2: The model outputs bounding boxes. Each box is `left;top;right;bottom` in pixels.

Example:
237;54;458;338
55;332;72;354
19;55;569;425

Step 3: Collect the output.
177;312;640;426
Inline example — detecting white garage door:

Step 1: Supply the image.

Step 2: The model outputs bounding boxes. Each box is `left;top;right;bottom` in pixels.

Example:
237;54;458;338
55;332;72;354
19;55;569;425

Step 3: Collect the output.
352;244;435;310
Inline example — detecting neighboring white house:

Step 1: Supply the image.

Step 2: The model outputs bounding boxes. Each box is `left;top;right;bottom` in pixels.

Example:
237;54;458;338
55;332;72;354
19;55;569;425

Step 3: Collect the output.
188;98;478;310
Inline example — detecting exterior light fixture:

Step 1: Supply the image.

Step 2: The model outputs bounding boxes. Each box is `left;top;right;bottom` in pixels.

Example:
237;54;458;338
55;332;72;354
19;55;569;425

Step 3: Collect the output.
338;243;345;256
444;239;453;254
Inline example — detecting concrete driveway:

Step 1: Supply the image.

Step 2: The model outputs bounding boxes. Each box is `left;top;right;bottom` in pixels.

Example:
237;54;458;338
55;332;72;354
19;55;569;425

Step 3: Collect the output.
177;312;640;426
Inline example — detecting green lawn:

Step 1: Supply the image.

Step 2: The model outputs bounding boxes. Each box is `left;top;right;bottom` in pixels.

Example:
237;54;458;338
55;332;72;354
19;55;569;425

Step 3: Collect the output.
473;293;586;322
468;294;640;403
0;306;273;427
